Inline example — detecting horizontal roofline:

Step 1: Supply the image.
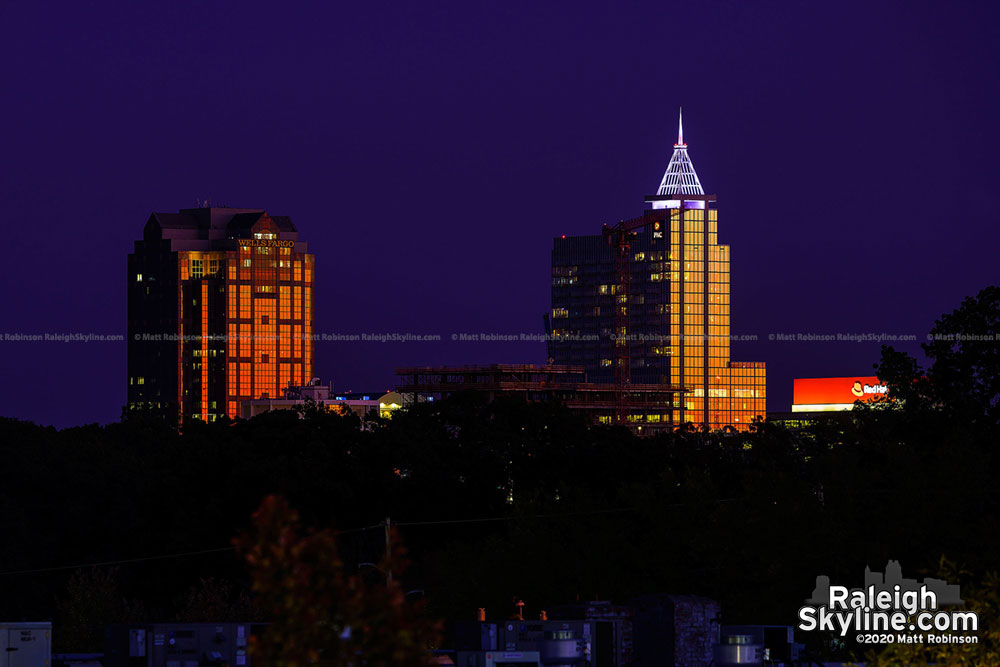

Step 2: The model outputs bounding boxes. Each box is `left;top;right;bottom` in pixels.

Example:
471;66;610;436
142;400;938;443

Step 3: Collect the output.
644;194;717;202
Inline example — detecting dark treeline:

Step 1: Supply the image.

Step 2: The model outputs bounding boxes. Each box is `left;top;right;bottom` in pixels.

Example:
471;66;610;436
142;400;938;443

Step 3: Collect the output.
2;287;999;657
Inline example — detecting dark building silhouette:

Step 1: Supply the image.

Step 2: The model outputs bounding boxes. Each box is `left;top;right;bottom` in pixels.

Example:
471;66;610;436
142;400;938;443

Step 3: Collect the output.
396;364;683;433
127;207;314;421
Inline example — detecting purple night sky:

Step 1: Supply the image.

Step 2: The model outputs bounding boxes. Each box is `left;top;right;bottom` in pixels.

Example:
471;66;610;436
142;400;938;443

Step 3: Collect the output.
1;1;998;427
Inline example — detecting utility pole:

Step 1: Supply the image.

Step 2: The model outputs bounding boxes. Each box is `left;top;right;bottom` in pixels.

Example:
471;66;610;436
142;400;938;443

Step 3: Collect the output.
384;516;393;586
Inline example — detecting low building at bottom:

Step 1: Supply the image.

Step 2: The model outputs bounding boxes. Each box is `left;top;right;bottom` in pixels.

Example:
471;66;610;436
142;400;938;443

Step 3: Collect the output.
451;596;807;666
396;364;685;435
46;612;821;666
0;622;51;665
455;596;715;667
104;622;267;667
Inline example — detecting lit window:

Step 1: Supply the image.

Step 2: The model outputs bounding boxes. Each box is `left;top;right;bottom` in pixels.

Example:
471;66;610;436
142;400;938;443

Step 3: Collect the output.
136;273;143;282
191;259;203;279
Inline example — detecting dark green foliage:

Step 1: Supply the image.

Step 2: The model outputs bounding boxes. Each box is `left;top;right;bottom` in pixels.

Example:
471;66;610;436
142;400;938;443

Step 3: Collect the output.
878;284;1000;432
55;567;145;652
175;577;263;623
0;397;995;655
0;287;998;658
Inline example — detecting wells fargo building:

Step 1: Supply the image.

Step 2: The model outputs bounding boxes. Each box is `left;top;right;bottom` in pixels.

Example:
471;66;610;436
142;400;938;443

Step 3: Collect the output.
548;114;765;430
127;207;314;421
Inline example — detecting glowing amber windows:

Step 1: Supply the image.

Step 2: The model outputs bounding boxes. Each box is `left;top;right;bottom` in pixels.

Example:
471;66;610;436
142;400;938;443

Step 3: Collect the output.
129;208;315;424
170;225;314;420
551;201;763;431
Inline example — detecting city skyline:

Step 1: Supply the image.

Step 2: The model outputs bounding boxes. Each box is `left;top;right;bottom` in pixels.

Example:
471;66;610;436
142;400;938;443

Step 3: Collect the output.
2;1;999;427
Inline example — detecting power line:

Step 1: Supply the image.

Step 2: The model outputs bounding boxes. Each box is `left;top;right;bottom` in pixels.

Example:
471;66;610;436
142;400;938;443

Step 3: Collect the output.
0;547;236;577
394;499;738;528
395;507;638;527
0;522;384;578
0;502;738;578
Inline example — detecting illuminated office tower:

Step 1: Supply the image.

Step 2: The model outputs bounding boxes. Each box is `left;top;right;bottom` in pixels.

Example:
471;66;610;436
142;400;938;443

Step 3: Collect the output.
548;112;765;430
128;207;314;421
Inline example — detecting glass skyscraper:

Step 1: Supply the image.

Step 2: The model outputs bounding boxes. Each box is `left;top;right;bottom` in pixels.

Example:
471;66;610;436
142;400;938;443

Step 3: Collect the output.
127;207;314;421
548;114;765;430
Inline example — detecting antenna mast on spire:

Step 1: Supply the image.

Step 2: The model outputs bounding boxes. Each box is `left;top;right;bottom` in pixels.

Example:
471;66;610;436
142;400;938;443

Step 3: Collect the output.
656;107;703;199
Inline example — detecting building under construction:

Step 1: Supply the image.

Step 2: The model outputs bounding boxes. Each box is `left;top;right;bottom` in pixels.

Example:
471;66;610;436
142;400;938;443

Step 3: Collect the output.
395;364;683;434
547;111;765;430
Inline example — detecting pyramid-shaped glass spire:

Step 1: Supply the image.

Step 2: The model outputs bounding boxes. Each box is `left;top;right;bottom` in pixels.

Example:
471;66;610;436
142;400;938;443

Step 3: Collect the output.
656;108;704;196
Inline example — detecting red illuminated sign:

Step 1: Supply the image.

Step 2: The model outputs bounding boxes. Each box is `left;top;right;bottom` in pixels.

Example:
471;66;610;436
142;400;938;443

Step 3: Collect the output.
793;376;887;406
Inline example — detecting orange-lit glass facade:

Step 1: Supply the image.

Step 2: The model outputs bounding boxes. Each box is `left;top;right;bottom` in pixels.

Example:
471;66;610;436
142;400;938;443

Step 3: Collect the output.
128;207;314;422
664;204;766;429
549;200;765;431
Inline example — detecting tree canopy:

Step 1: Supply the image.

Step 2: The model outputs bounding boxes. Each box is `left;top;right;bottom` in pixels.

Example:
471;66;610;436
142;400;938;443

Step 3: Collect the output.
1;287;998;663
